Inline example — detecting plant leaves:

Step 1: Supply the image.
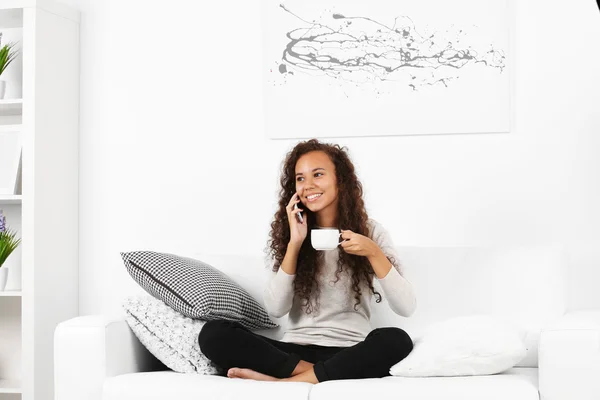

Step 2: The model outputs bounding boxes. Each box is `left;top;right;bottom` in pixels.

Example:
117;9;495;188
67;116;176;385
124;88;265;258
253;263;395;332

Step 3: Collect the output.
0;228;21;267
0;42;19;76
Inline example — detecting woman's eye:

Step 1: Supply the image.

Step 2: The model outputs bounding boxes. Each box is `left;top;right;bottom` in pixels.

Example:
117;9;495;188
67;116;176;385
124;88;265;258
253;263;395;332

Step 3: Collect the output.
296;173;321;181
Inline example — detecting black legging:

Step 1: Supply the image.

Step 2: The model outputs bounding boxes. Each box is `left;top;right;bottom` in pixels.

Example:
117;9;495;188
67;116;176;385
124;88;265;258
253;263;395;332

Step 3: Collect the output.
198;320;413;382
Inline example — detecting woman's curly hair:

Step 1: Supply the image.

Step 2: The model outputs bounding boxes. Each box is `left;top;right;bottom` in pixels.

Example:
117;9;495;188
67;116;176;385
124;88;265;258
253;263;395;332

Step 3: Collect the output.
266;139;382;314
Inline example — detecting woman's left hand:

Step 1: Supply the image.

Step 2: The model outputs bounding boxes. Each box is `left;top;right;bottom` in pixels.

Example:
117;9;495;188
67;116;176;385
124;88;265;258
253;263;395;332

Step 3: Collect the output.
339;230;379;257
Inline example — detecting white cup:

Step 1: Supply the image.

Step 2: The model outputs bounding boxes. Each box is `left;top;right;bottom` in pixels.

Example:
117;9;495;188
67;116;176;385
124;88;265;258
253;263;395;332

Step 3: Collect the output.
311;228;342;250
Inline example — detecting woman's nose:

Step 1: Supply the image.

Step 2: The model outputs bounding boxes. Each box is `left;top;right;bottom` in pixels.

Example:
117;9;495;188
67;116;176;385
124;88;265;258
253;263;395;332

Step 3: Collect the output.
297;178;314;193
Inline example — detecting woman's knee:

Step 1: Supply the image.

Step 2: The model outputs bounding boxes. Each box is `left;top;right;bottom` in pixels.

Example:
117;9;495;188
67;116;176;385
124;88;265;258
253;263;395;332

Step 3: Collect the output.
369;327;414;358
198;320;240;357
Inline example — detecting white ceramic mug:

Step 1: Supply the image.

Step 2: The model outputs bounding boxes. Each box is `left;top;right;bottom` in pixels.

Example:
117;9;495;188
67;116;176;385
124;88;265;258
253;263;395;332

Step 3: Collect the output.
311;228;342;250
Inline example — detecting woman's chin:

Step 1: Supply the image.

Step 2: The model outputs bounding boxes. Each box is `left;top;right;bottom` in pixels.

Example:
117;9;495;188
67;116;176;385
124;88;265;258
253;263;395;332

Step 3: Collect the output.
305;203;319;212
307;206;324;215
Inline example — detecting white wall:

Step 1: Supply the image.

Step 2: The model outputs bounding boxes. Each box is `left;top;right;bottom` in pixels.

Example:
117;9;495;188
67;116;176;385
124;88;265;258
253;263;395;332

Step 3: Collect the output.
62;0;600;315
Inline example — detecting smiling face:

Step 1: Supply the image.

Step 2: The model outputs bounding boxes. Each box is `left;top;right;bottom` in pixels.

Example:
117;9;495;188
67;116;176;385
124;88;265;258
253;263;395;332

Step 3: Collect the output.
295;151;339;226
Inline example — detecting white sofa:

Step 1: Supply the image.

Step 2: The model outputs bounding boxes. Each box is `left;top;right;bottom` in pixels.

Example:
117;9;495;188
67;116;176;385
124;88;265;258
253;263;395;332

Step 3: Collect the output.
54;246;600;400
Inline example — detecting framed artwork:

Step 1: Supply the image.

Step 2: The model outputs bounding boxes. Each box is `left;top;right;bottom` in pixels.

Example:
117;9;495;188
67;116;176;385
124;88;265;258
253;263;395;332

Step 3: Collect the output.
0;128;22;195
262;0;511;139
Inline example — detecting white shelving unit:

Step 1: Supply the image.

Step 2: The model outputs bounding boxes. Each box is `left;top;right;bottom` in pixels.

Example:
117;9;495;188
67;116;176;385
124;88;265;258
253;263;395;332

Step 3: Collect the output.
0;1;79;400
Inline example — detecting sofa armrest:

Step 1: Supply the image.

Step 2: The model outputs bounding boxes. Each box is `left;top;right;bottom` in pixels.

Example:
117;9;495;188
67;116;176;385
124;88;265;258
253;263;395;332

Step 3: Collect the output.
54;315;164;400
538;310;600;400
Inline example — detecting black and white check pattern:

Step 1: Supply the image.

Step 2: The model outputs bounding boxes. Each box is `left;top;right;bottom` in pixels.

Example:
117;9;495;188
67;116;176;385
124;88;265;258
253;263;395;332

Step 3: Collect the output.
121;251;278;330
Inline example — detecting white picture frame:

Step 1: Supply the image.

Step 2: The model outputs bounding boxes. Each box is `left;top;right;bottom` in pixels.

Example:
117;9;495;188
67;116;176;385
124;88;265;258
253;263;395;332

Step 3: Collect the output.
262;0;512;139
0;128;22;195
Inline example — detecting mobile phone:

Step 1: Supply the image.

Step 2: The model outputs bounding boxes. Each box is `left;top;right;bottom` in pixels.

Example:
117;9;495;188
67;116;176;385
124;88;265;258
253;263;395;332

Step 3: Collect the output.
294;203;303;223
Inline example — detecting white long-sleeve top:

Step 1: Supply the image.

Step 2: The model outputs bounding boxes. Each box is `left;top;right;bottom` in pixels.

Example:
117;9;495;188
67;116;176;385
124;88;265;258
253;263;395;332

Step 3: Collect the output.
263;219;416;347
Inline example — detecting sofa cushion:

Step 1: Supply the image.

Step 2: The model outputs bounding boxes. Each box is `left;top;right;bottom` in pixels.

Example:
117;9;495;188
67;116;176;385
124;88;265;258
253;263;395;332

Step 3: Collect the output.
187;246;567;368
369;245;566;367
121;251;278;330
311;368;539;400
390;315;527;377
101;369;538;400
123;295;221;374
102;372;313;400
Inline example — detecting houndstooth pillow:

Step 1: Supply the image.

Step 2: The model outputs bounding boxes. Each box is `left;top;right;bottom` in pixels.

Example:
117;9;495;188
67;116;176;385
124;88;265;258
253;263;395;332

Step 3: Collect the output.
123;295;222;374
121;251;278;330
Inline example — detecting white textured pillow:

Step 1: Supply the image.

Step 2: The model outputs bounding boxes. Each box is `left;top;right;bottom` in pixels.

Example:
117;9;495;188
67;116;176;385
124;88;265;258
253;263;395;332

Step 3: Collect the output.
390;315;527;377
123;295;222;375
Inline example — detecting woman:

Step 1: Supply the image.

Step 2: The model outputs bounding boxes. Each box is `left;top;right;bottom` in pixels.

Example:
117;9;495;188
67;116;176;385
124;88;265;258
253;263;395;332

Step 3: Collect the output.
199;139;416;383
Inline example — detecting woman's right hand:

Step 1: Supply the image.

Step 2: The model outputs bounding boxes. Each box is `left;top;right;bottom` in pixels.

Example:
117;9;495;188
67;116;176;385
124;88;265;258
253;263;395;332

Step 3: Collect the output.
286;192;307;247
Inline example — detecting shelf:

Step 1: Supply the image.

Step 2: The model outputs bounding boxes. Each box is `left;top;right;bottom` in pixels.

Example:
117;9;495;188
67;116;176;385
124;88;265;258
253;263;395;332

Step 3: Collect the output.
0;379;21;394
0;290;22;297
0;195;21;205
0;99;22;116
0;124;22;132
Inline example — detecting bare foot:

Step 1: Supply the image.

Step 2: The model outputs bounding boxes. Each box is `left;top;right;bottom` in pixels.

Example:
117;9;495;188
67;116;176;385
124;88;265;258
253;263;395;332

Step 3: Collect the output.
227;368;279;381
292;360;314;376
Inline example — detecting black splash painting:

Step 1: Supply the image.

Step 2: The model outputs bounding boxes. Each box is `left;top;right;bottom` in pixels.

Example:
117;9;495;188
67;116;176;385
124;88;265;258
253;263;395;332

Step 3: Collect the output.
271;3;505;93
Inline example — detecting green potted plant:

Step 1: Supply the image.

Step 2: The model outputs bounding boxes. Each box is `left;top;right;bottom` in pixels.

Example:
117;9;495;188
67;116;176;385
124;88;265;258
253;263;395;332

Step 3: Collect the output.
0;209;21;291
0;36;19;99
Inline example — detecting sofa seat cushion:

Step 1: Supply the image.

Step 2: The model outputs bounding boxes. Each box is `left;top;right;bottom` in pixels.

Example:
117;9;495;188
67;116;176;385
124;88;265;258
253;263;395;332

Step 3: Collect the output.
310;368;538;400
102;371;313;400
102;368;537;400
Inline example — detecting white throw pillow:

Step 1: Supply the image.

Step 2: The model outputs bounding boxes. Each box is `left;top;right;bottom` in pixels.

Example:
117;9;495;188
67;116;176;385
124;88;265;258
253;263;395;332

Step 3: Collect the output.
390;315;527;377
123;295;222;375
